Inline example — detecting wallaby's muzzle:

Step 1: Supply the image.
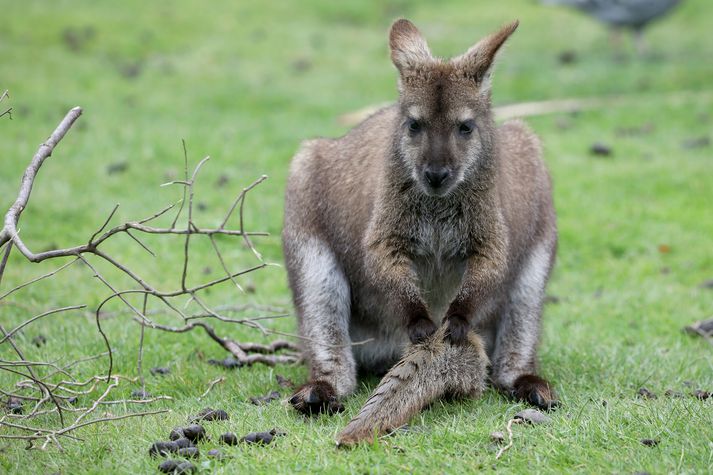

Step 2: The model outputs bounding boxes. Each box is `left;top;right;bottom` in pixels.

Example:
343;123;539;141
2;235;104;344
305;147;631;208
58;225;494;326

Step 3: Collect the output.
421;165;456;196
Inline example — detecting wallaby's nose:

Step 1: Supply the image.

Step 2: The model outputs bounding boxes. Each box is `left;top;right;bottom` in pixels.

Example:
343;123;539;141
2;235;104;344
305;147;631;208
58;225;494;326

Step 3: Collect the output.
424;167;450;188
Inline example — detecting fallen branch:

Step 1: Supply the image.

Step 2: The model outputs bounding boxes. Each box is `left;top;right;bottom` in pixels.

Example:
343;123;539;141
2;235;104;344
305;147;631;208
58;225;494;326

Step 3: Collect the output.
0;106;301;450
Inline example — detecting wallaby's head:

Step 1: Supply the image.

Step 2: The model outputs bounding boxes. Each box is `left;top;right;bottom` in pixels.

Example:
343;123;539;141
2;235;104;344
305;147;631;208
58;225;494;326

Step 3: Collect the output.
389;19;518;197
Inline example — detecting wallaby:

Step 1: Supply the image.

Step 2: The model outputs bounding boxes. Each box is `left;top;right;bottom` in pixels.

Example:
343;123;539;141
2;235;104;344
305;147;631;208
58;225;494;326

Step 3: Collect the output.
336;326;489;446
283;18;558;415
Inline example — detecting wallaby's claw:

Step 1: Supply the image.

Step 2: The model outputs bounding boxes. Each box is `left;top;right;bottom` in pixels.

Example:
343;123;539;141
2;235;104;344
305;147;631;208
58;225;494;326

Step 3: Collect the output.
407;317;438;344
289;381;344;416
512;374;559;411
444;315;470;345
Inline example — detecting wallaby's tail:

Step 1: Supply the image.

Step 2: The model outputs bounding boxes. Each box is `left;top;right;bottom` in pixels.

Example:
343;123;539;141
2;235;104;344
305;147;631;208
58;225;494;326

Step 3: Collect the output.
336;326;489;447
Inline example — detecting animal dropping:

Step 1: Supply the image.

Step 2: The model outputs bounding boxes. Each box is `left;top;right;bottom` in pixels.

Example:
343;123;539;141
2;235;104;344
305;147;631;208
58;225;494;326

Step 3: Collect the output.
219;432;238;446
182;424;207;443
283;18;559;416
169;428;186;441
240;431;275;445
150;366;170;376
149;441;179;458
249;390;281;406
207;448;223;458
177;446;199;459
193;407;229;422
158;459;181;473
173;438;193;449
637;387;657;399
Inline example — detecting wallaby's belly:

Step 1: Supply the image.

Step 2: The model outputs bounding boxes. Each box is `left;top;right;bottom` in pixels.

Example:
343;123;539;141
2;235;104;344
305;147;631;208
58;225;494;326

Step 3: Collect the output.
348;253;467;373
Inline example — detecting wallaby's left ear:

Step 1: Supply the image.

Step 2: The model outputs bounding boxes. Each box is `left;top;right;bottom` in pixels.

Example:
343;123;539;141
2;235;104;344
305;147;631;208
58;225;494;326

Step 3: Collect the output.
389;19;433;73
454;20;519;91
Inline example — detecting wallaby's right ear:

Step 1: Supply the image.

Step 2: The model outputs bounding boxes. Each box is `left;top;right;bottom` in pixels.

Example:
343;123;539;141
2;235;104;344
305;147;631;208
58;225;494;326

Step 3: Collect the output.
389;19;432;73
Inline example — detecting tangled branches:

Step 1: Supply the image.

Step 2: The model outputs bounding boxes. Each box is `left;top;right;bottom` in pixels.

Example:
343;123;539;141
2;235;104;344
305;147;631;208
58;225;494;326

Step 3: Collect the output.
0;106;300;449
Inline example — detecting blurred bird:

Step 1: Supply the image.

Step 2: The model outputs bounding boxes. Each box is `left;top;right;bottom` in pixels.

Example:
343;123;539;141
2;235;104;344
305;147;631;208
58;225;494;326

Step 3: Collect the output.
542;0;682;55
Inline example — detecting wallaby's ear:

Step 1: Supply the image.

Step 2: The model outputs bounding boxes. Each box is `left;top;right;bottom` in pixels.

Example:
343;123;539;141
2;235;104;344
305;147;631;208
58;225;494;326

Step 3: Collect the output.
389;19;432;73
454;20;519;91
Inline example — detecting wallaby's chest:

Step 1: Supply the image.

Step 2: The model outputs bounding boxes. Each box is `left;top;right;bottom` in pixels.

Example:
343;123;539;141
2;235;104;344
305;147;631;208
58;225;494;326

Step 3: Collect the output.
409;218;468;321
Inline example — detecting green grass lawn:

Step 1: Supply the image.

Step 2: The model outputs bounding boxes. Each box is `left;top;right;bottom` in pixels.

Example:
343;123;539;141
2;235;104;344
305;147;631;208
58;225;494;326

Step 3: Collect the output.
1;0;711;473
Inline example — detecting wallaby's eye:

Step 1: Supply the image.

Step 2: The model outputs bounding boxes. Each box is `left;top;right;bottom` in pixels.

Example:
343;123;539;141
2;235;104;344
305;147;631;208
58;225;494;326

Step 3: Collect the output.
407;118;422;134
459;120;475;137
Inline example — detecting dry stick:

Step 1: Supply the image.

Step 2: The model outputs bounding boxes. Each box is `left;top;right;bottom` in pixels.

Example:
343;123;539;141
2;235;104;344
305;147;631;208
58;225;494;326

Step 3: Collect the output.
209;235;244;293
137;319;300;366
0;107;83;250
100;302;288;320
236;175;268;261
180;155;210;292
0;305;86;344
169;139;189;229
1;395;173;419
0;258;78;301
199;376;225;399
0;240;12;286
0;89;11;120
137;294;148;393
0;359;72;378
495;418;522;460
182;310;371;349
6;221;265;265
0;388;40;401
184;313;290;324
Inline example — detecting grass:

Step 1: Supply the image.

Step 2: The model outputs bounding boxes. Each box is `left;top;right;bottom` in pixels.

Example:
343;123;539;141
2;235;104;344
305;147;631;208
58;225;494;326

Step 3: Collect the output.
1;0;712;473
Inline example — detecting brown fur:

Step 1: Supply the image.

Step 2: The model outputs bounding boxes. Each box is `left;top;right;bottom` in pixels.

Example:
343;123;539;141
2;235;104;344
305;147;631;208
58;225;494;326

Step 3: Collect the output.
283;19;558;414
336;326;488;447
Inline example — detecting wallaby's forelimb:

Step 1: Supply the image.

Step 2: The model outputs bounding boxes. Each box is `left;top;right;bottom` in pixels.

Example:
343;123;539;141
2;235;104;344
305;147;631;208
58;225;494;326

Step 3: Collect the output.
365;237;436;343
444;240;507;345
336;326;489;447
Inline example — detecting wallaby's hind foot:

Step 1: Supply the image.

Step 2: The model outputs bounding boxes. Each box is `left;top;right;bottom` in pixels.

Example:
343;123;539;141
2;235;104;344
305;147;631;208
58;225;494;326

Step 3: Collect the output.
336;326;489;447
289;380;344;416
512;374;559;410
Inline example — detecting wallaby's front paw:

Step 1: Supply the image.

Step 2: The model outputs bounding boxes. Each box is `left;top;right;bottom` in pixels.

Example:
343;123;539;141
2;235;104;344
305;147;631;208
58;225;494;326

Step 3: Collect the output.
407;317;437;344
289;381;344;416
512;374;559;410
444;315;470;345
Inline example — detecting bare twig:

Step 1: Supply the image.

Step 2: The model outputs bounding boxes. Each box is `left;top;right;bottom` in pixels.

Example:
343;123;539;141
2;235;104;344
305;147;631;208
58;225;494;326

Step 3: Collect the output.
495;418;522;460
137;319;300;366
199;377;225;399
0;106;82;249
0;240;12;286
0;305;86;344
0;89;11;120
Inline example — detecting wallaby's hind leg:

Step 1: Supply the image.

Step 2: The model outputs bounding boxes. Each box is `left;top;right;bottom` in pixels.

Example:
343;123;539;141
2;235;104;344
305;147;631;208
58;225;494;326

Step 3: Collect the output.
490;240;559;410
284;236;356;415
